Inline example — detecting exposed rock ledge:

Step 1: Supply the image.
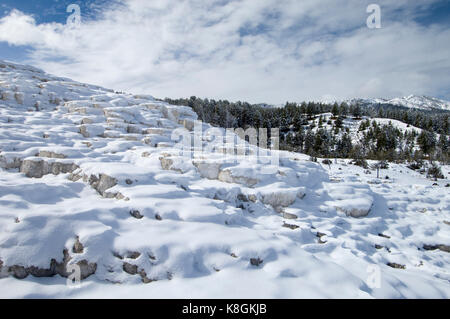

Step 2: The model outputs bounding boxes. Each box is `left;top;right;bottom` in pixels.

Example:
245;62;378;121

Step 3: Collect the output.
69;171;128;200
20;158;79;178
0;250;96;280
218;169;259;187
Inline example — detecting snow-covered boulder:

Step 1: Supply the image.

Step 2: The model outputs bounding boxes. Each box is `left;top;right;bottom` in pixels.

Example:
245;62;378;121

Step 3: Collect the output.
14;92;24;104
325;183;374;218
260;189;302;209
159;155;193;174
218;169;259;187
0;155;22;169
79;125;105;138
193;161;222;180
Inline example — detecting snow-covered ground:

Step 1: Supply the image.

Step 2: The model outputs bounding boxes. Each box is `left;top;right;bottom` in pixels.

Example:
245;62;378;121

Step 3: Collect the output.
0;60;449;299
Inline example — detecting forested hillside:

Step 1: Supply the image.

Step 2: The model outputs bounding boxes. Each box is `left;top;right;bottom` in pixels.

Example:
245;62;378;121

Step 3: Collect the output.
164;97;450;168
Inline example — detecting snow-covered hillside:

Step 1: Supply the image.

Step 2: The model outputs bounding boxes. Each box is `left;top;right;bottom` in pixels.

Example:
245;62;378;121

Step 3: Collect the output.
350;95;450;112
0;60;449;298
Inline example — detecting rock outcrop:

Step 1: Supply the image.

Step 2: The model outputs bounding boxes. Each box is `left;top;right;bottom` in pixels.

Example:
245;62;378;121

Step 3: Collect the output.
88;174;118;198
20;159;78;178
68;170;128;200
1;249;96;280
0;156;22;169
218;169;259;187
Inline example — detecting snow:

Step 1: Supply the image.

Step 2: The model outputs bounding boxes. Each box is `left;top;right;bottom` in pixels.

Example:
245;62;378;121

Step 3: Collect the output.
0;60;449;298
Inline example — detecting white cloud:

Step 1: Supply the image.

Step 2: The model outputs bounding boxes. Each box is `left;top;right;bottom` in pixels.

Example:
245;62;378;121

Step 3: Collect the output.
0;0;449;103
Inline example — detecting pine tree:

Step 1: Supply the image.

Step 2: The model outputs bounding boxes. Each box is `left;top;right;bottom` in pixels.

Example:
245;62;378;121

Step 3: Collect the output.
335;116;343;128
352;104;362;118
332;103;339;117
294;127;305;152
336;134;353;158
340;103;348;117
304;130;315;155
417;131;436;157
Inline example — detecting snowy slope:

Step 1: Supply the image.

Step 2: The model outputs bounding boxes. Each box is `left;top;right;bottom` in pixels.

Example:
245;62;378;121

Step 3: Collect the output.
350;95;450;111
0;60;449;298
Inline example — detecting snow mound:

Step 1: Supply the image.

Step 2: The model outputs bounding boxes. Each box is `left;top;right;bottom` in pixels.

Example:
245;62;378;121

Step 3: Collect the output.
324;183;374;217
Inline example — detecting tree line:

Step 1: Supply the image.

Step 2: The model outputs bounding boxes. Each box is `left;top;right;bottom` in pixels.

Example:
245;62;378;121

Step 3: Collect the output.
163;96;450;165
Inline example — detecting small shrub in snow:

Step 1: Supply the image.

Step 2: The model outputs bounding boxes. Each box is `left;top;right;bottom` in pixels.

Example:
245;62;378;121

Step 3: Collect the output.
377;161;389;169
351;159;368;169
427;165;444;180
407;161;423;171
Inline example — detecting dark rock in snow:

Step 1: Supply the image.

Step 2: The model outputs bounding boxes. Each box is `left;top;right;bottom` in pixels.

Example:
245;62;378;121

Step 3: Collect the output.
139;269;154;284
130;210;143;219
282;222;299;230
8;265;28;279
72;236;84;254
316;232;327;244
250;258;263;267
126;252;141;259
423;244;450;253
123;262;138;275
2;248;97;281
387;262;405;269
282;212;298;220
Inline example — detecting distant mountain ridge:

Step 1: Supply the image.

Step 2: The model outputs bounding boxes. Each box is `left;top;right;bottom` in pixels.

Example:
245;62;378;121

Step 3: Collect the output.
257;95;450;112
349;95;450;112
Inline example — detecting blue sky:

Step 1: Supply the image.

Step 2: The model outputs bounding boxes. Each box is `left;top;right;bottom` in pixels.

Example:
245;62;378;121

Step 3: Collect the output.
1;0;450;103
0;0;111;23
0;0;107;60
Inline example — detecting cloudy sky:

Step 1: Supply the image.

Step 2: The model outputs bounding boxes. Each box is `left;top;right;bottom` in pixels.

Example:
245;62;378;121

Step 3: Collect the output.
1;0;449;104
